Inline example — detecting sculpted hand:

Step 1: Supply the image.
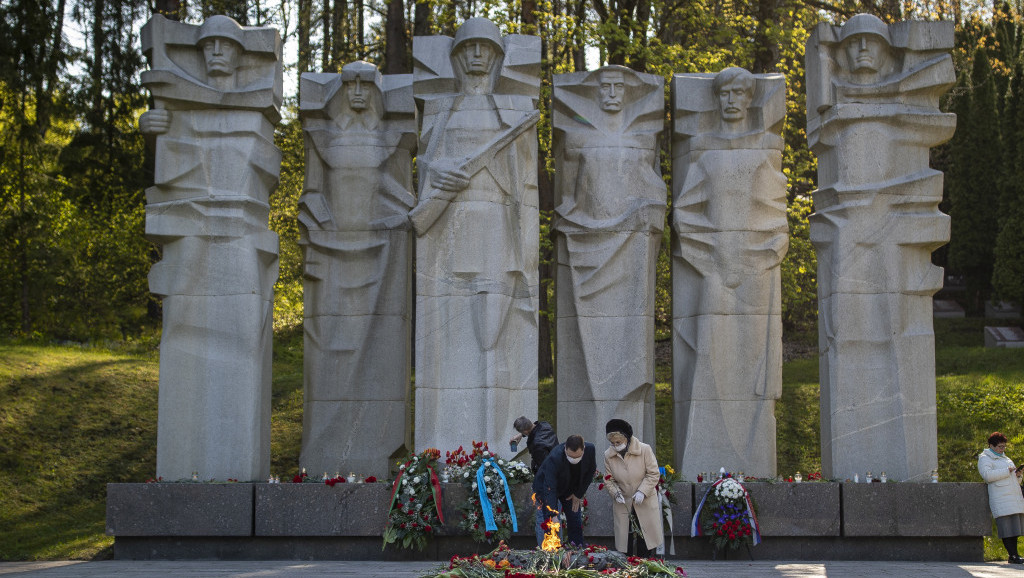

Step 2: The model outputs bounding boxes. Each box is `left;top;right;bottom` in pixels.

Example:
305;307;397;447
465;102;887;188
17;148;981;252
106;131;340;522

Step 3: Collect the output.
633;491;645;504
139;109;171;135
615;493;626;504
431;164;470;192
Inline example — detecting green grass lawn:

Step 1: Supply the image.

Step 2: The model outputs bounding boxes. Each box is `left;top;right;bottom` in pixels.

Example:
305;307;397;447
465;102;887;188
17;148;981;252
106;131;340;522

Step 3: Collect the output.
1;317;1022;560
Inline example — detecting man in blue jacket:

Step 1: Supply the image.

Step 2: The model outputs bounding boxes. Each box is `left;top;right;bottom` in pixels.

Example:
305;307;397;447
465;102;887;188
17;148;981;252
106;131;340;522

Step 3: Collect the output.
532;434;597;546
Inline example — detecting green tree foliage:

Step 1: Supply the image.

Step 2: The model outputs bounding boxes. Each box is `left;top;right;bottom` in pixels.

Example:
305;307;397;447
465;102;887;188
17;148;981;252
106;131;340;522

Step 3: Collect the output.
2;0;1021;342
271;109;306;332
949;46;1001;314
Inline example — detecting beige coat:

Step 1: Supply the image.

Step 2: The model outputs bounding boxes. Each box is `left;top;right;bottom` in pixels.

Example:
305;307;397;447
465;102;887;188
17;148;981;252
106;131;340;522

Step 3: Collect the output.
603;437;663;551
979;449;1024;518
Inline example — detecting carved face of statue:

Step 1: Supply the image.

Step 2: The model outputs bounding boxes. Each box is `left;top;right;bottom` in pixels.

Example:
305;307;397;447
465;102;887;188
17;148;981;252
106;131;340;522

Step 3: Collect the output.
202;37;242;78
844;33;888;74
718;80;752;123
598;70;625;113
456;41;499;77
346;77;368;111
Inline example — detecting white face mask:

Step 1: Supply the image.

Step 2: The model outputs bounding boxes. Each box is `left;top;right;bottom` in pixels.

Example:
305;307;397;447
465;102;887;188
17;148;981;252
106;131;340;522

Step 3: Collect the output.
613;443;627;452
566;455;583;464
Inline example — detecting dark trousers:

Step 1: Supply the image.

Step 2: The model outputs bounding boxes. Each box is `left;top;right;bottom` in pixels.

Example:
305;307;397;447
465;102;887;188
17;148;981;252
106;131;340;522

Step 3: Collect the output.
539;496;584;547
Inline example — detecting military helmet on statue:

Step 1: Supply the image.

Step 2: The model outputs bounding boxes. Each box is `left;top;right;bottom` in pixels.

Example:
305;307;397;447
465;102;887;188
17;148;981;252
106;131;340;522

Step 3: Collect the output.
453;18;505;56
839;13;891;45
197;15;246;46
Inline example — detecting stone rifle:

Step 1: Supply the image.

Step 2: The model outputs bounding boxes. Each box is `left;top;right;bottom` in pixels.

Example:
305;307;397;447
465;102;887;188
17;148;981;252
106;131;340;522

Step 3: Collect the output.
410;109;540;232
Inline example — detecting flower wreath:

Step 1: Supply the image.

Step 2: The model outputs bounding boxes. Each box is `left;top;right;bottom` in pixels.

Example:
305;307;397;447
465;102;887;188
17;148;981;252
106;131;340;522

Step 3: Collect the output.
691;477;760;552
453;441;533;543
382;448;444;551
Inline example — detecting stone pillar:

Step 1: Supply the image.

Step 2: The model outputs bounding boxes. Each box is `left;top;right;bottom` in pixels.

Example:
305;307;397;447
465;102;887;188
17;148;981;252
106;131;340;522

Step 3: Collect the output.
297;62;416;477
551;65;666;448
671;69;789;480
409;18;541;452
806;15;955;481
140;15;282;481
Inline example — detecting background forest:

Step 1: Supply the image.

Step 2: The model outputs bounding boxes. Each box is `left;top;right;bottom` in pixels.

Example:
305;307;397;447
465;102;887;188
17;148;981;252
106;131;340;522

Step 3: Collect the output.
1;0;1022;371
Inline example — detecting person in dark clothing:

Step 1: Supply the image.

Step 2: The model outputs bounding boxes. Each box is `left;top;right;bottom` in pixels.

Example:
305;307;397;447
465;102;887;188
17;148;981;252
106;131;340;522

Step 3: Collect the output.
511;416;559;474
532;435;597;547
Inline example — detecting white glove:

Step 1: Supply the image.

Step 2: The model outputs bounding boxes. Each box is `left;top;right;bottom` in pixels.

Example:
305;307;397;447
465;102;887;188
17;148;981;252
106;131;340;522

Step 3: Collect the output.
633;491;645;504
615;493;626;504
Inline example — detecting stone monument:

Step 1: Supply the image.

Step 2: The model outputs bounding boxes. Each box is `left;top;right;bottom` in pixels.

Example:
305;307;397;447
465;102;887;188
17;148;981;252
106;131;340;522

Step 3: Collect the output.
672;68;789;480
806;14;955;481
139;15;283;481
297;62;416;477
552;65;666;448
409;18;541;452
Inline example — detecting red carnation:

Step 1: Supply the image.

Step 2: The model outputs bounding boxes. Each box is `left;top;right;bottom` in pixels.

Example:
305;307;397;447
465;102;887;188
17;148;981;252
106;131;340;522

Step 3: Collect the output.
365;476;377;483
604;474;612;480
598;483;605;490
583;498;588;507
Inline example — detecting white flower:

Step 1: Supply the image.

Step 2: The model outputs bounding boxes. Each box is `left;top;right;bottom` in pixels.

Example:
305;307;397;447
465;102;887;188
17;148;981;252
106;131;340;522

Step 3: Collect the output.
472;482;478;490
464;472;470;478
484;476;491;483
414;476;421;484
482;451;490;457
498;460;505;465
399;464;406;470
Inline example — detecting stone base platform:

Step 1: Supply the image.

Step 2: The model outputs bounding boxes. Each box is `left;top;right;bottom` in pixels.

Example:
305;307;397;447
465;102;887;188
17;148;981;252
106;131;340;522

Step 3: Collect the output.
106;482;991;561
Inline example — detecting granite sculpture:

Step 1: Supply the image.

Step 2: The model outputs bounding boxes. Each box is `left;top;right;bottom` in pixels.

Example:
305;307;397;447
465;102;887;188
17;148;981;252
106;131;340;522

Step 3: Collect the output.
139;15;283;481
409;18;541;452
552;65;666;448
806;14;955;481
297;62;416;477
671;68;789;480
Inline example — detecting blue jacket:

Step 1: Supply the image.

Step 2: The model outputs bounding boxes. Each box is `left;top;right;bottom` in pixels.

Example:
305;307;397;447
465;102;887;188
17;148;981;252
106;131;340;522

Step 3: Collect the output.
532;442;597;508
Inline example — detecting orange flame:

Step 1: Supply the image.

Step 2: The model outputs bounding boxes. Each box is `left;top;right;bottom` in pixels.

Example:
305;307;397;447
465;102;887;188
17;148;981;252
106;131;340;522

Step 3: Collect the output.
540;504;562;552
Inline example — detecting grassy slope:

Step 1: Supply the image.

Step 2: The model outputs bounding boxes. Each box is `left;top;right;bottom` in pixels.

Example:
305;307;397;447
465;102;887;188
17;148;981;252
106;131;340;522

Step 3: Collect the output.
1;317;1022;560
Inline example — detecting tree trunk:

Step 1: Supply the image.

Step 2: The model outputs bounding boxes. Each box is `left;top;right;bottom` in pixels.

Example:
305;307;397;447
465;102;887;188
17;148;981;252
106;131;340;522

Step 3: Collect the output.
522;0;537;34
573;0;587;71
154;0;181;18
385;0;408;73
298;0;312;75
90;0;105;128
322;0;332;71
332;0;346;67
356;0;365;58
414;0;431;37
751;0;778;73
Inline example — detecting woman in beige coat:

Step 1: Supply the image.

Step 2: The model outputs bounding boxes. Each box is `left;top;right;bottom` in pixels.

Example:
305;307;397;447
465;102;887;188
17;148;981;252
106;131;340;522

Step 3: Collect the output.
603;418;663;556
979;431;1024;564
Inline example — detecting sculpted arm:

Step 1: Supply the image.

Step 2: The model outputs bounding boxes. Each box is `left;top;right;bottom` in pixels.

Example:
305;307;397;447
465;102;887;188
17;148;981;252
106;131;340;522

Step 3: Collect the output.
138;108;172;151
298;135;332;231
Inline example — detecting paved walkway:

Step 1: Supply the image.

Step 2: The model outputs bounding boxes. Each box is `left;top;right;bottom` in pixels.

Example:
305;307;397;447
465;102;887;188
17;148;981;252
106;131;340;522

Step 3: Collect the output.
1;560;1023;577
